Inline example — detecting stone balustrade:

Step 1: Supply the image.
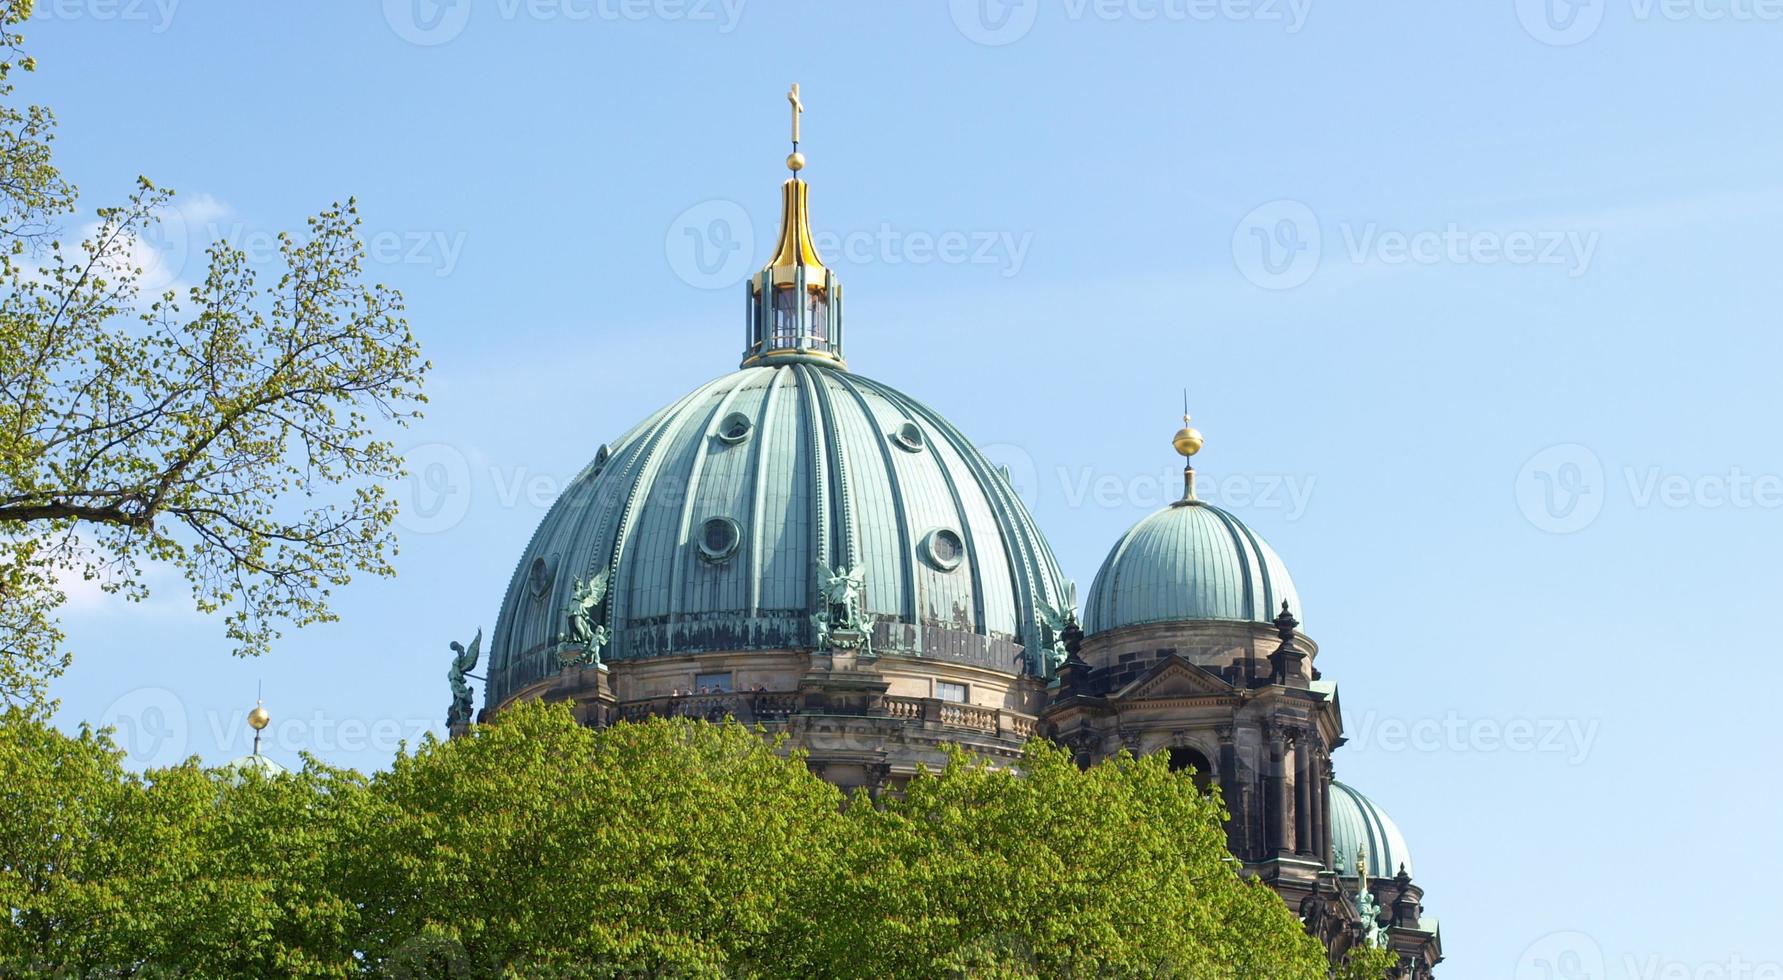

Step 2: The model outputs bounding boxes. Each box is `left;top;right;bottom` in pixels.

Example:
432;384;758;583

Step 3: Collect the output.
614;691;1039;740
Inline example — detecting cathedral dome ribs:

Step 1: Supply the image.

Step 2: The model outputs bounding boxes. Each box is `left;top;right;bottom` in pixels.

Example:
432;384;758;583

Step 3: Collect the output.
485;365;1072;704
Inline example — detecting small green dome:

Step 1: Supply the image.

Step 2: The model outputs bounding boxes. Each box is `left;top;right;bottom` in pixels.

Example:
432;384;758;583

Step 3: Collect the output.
219;753;286;780
1083;499;1300;635
487;363;1071;705
1330;781;1414;879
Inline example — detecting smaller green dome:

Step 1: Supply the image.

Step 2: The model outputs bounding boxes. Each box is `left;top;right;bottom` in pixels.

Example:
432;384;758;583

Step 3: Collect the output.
219;753;287;781
1083;500;1300;635
1330;781;1413;879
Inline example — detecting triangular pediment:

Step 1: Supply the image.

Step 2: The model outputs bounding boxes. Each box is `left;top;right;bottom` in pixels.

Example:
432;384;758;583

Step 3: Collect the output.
1114;655;1236;701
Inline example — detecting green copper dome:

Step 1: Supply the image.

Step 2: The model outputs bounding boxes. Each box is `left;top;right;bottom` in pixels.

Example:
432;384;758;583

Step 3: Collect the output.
486;363;1071;705
219;753;287;782
1083;499;1300;635
1330;781;1414;879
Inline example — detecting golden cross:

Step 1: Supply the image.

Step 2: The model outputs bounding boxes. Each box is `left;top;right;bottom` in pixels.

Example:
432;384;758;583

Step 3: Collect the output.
787;83;803;147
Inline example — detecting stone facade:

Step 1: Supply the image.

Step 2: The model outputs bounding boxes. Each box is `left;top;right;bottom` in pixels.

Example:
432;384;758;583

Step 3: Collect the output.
1040;607;1443;976
490;644;1043;795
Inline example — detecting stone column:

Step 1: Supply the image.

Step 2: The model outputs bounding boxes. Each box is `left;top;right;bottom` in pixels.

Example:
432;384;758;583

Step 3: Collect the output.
1318;755;1334;869
1266;724;1289;857
1216;725;1240;855
1292;728;1314;856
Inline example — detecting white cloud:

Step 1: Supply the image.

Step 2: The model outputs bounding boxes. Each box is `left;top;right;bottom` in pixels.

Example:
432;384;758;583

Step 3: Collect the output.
41;540;200;624
87;192;233;299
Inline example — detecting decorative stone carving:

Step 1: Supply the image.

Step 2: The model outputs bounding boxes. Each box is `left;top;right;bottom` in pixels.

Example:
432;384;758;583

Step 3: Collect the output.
447;628;481;730
1355;845;1387;949
1033;582;1079;679
813;559;872;658
815;559;866;628
559;569;611;668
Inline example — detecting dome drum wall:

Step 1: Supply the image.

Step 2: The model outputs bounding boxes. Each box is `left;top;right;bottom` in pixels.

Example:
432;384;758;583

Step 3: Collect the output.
1078;619;1319;693
501;649;1049;790
486;363;1071;709
555;650;1046;714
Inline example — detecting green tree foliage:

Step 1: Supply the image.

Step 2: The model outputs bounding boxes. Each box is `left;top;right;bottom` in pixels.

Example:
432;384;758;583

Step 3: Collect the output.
0;0;429;706
0;701;1389;978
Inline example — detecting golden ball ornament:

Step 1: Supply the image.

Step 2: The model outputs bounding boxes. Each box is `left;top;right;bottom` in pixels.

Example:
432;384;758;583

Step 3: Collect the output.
1172;426;1204;458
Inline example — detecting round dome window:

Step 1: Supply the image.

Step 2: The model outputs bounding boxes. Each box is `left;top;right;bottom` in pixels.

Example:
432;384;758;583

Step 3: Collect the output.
527;554;557;598
920;528;965;571
716;411;753;445
890;421;926;453
698;517;742;562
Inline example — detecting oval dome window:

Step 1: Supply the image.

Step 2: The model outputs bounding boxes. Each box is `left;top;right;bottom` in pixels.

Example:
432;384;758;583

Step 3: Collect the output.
528;554;556;598
698;517;742;562
716;412;753;445
890;420;926;452
921;527;965;571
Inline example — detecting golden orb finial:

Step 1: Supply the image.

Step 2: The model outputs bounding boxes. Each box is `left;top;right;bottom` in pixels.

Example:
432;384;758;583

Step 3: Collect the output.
247;700;270;731
1173;414;1204;458
1171;394;1204;504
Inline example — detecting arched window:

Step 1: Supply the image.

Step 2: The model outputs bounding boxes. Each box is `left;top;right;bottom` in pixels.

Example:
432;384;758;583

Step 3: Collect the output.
807;288;829;348
772;287;799;350
1166;746;1215;796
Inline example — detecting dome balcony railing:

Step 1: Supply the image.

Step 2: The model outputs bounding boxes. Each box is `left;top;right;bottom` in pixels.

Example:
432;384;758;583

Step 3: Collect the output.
614;691;1037;740
617;690;799;726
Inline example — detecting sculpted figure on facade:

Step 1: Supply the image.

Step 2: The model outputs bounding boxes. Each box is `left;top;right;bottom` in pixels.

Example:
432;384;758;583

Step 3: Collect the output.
560;569;611;667
447;628;482;728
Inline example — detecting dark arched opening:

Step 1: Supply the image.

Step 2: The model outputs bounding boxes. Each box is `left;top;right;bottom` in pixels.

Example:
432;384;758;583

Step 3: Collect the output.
1166;746;1215;796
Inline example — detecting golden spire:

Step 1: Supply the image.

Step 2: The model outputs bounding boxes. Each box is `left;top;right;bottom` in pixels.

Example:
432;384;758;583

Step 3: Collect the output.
1173;393;1203;503
760;83;830;288
743;84;845;370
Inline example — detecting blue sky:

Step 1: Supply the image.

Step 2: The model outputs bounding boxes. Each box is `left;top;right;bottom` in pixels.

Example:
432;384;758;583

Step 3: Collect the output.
24;1;1783;975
